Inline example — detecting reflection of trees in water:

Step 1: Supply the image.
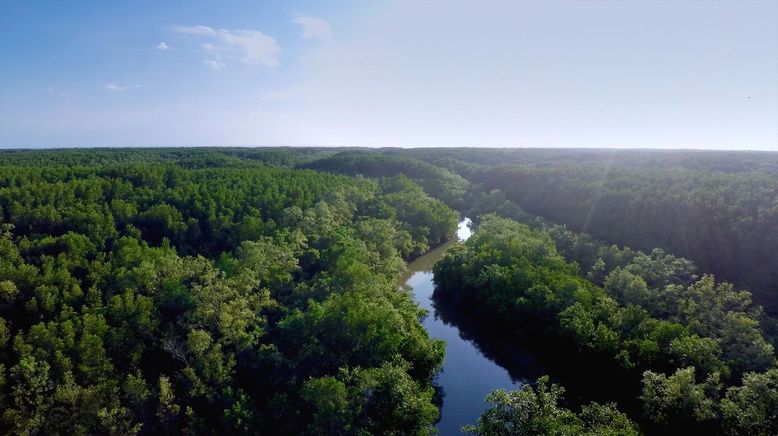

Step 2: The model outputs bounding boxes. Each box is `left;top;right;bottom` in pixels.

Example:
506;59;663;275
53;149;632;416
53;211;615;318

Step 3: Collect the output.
431;384;445;425
431;289;643;415
431;294;545;385
398;240;456;284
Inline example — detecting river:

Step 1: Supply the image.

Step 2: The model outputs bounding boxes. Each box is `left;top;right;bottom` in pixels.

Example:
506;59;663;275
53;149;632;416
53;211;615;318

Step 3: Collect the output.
400;218;538;434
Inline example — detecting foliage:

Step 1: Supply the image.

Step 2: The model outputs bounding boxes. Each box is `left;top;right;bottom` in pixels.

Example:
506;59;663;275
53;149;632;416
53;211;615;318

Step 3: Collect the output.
0;149;459;434
301;150;469;209
464;376;639;436
475;161;778;315
436;214;777;434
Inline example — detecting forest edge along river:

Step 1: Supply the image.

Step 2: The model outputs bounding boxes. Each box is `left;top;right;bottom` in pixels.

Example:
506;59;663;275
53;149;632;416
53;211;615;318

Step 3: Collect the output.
399;218;544;434
400;219;646;434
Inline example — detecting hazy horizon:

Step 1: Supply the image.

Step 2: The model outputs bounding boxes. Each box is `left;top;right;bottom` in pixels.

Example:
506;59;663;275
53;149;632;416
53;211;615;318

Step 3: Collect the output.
2;145;778;152
2;0;776;150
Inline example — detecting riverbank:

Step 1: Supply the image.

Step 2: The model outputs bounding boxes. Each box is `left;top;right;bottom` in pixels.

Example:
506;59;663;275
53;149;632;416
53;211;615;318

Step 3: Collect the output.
400;219;531;434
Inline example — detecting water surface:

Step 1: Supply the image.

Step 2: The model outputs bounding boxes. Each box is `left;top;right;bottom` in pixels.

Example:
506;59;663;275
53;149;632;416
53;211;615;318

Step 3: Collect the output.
401;219;539;434
402;219;648;434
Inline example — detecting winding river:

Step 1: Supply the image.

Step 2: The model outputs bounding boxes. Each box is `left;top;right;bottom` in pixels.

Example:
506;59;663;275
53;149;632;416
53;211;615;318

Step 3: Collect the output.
400;219;541;434
400;219;648;434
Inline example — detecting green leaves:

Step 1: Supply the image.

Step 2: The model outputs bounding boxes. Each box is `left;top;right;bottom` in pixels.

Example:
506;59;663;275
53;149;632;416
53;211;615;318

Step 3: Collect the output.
720;369;778;436
0;148;462;434
465;377;639;436
436;213;778;434
3;356;53;434
641;367;721;428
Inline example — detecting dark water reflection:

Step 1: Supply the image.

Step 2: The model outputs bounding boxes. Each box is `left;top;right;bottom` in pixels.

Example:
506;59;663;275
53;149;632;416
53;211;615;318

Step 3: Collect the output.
401;219;546;434
428;295;643;414
402;219;644;434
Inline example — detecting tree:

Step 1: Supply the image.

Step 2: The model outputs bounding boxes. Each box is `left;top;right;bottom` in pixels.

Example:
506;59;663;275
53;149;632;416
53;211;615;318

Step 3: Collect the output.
720;369;778;435
464;377;639;435
156;375;180;430
641;367;720;430
2;356;53;434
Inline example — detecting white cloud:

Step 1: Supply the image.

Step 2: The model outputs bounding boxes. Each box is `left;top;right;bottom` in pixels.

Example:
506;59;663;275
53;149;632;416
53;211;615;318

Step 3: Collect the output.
204;60;225;71
104;83;141;92
171;25;216;36
293;17;332;40
218;29;280;66
172;25;281;69
201;43;221;58
157;42;170;50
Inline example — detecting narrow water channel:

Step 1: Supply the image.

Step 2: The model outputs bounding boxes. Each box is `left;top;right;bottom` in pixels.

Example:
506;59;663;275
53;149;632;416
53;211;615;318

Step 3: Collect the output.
400;218;525;435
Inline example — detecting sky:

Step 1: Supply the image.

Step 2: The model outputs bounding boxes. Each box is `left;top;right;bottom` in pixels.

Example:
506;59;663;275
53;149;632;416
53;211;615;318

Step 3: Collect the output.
1;0;776;150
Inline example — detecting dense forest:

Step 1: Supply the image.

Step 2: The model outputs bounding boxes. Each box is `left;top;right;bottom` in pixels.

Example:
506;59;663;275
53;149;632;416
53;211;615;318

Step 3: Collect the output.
1;147;776;435
0;149;458;434
435;215;776;434
403;148;778;315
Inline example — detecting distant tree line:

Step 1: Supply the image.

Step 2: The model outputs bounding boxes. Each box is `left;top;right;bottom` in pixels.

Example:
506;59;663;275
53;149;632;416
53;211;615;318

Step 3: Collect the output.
473;164;778;314
402;148;778;319
300;150;469;210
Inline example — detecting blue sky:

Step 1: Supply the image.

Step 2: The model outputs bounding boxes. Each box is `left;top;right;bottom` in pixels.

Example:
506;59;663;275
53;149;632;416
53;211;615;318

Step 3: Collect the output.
1;0;776;149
